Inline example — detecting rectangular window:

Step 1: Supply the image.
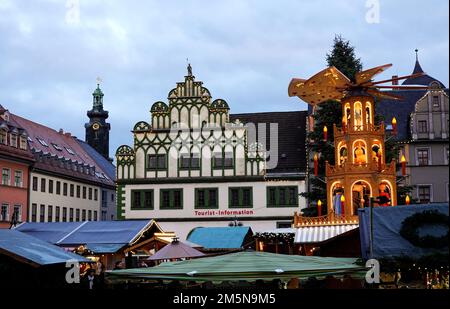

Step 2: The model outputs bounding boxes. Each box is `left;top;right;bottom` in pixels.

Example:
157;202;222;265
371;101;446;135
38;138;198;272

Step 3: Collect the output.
160;189;183;209
76;185;80;198
13;205;21;222
180;153;200;170
111;193;114;202
229;187;253;208
10;134;17;147
48;179;54;193
19;136;27;150
93;211;97;221
55;206;60;222
69;208;74;222
0;130;6;145
31;203;37;222
418;120;428;133
0;204;8;221
147;154;167;170
39;204;45;222
40;178;46;192
433;95;440;108
88;187;92;200
2;168;10;186
83;186;87;199
267;186;298;207
70;184;74;197
101;211;107;221
56;181;61;195
82;209;86;221
417;149;429;166
63;183;68;196
195;188;218;209
76;209;80;221
94;189;98;201
62;207;67;222
47;205;53;222
131;190;154;209
213;152;234;169
418;186;431;203
88;210;92;221
14;170;23;187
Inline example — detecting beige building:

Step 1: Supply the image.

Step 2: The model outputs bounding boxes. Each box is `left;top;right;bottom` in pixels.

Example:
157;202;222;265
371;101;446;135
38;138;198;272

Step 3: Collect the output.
404;81;449;203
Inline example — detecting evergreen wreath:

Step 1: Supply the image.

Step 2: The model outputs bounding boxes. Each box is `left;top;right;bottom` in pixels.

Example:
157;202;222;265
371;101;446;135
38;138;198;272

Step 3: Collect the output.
399;210;449;248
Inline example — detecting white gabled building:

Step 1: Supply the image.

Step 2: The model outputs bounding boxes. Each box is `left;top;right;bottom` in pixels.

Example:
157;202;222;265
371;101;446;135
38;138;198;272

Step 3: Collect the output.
116;67;307;239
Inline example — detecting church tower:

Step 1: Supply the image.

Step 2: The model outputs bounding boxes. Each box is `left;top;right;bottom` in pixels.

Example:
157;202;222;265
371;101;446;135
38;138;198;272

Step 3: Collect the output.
85;80;111;161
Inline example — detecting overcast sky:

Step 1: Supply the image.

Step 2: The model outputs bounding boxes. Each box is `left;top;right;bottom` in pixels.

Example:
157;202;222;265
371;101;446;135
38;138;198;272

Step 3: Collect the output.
0;0;448;156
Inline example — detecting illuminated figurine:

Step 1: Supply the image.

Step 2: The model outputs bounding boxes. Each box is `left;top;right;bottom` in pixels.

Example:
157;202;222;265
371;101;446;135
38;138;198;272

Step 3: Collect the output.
378;183;391;206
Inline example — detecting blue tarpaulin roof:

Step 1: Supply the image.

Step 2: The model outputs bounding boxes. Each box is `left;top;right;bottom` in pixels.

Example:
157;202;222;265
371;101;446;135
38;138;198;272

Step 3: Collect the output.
15;222;85;244
187;226;253;250
0;229;89;266
16;220;156;248
358;204;449;259
85;243;127;254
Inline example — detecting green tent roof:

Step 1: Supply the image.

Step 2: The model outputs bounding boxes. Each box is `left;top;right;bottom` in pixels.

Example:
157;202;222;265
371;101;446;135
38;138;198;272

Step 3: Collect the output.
106;251;367;282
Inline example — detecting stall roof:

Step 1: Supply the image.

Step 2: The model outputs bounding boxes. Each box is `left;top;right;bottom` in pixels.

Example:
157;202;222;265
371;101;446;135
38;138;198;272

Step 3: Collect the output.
148;240;205;261
294;225;359;244
187;227;253;250
107;251;366;282
0;230;89;267
14;222;85;244
85;243;127;254
16;220;161;247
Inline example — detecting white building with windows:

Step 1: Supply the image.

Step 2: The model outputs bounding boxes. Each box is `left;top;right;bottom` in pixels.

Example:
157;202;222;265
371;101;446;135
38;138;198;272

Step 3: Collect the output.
11;113;116;223
116;67;307;239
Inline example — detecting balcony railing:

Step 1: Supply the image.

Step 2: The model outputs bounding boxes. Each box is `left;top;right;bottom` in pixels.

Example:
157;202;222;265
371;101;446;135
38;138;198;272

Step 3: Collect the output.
326;159;396;176
293;212;359;228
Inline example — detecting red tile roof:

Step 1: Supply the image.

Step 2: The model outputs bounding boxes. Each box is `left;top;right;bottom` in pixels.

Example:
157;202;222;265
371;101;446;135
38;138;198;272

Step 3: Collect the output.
11;114;114;187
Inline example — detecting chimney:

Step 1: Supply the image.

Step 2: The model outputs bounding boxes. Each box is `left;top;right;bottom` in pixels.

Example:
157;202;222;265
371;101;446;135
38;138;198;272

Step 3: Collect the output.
64;132;71;137
392;75;398;86
59;129;64;134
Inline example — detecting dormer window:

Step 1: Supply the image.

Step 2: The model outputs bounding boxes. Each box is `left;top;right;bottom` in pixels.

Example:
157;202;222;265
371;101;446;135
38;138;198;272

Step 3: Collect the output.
52;143;63;151
10;134;18;148
36;137;49;147
19;136;27;150
0;130;6;145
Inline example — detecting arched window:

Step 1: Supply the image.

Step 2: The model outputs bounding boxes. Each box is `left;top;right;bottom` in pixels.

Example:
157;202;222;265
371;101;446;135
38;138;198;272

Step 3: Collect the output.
354;101;363;130
371;140;382;163
344;103;351;122
337;142;348;166
378;181;392;206
365;101;372;126
351;180;372;213
353;140;367;164
330;182;344;215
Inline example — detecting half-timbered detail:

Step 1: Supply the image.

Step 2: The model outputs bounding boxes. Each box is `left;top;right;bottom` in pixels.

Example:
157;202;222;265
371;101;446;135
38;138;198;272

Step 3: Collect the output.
116;66;307;239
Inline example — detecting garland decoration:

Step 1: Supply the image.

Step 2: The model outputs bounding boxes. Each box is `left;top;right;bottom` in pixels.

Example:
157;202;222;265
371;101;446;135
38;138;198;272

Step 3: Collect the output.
400;210;449;248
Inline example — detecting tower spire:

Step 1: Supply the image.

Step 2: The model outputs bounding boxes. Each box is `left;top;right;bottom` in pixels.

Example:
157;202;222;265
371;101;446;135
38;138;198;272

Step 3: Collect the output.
415;49;419;62
92;77;104;111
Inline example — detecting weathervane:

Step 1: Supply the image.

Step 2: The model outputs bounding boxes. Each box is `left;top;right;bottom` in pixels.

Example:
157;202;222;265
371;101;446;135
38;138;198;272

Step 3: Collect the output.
96;76;102;86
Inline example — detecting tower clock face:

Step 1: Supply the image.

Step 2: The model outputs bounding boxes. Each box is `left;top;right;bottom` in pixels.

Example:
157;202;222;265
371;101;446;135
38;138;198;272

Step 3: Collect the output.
92;122;100;130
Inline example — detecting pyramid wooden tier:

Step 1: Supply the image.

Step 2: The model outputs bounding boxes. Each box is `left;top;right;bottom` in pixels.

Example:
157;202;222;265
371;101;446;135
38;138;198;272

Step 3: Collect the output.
325;93;397;216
